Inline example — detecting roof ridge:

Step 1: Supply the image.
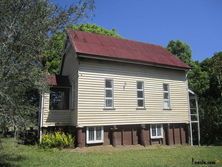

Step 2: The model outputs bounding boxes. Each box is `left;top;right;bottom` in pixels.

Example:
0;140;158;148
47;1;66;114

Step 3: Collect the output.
71;30;165;49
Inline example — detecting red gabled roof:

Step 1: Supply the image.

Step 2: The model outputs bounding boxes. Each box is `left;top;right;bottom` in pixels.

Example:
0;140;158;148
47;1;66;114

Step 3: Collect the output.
67;30;190;70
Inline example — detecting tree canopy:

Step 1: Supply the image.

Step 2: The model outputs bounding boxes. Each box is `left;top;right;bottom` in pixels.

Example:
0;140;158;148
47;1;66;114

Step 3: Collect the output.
167;40;222;144
0;0;94;134
167;40;209;95
202;52;222;97
167;40;192;65
45;24;121;74
70;24;121;37
198;53;222;144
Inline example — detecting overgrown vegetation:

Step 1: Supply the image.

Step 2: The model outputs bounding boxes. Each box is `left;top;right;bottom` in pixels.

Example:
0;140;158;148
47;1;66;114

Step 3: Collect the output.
40;132;74;148
1;138;222;167
0;0;94;135
167;41;222;145
17;129;38;145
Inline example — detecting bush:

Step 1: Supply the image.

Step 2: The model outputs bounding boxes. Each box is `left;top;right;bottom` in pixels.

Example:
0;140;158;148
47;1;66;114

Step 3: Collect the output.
40;131;74;148
17;129;38;145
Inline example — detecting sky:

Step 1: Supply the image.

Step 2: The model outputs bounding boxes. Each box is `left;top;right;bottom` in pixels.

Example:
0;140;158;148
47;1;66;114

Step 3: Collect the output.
53;0;222;61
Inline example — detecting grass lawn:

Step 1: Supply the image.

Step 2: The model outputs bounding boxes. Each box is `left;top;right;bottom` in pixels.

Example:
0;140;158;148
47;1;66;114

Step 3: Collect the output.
0;138;222;167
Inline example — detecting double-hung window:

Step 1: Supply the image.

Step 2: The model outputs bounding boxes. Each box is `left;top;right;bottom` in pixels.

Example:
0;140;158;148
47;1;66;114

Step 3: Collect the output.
137;81;145;108
150;124;163;139
86;127;104;144
163;83;171;109
105;79;113;108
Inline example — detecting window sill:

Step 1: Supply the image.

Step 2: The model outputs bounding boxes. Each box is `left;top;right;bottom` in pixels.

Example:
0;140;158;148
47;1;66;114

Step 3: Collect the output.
136;107;146;110
87;140;104;144
151;136;164;139
103;108;116;110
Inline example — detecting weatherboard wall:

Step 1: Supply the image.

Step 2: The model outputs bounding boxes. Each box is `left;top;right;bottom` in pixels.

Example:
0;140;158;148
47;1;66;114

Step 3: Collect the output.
41;92;73;127
77;58;189;127
61;42;79;126
42;42;77;127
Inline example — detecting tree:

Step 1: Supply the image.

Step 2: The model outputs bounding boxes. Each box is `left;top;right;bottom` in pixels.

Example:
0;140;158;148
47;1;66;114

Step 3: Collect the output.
201;52;222;97
43;32;66;74
70;24;121;38
166;40;209;95
167;40;192;65
45;24;121;74
0;0;94;135
199;96;222;145
188;61;209;95
198;52;222;144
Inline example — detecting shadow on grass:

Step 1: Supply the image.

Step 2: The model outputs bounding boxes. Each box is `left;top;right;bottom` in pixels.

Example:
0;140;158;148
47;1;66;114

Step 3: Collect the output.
0;152;25;167
0;139;25;167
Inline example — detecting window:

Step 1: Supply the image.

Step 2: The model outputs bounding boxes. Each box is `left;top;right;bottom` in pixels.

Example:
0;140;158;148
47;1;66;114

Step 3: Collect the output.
137;81;144;108
105;79;113;108
150;124;163;139
163;84;171;109
50;87;69;110
86;127;104;144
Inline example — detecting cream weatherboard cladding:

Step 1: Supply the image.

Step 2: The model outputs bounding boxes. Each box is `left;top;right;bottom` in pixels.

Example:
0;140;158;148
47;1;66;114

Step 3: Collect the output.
42;92;73;127
42;42;77;127
77;59;189;127
61;42;79;126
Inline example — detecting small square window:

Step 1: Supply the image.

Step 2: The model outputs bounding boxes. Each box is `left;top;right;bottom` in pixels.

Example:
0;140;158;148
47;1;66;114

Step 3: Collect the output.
150;124;163;139
86;127;104;144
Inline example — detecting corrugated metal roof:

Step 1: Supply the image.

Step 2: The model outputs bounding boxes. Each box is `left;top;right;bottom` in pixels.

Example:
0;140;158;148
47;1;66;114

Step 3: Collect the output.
67;30;190;70
47;75;70;87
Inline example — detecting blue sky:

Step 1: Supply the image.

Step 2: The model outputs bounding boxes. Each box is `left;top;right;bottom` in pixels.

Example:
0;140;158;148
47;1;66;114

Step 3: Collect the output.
53;0;222;61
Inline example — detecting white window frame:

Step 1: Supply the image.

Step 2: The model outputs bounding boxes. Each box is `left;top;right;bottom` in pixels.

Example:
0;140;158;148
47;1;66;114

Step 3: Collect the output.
150;124;163;139
86;127;104;144
104;79;114;109
163;83;171;109
137;81;145;108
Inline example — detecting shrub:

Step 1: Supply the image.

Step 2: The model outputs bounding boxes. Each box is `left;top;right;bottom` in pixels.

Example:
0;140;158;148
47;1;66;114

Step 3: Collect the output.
17;129;38;145
40;131;74;148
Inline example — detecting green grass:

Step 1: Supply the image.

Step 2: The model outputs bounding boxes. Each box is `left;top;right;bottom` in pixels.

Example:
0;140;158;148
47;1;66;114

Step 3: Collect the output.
1;138;222;167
